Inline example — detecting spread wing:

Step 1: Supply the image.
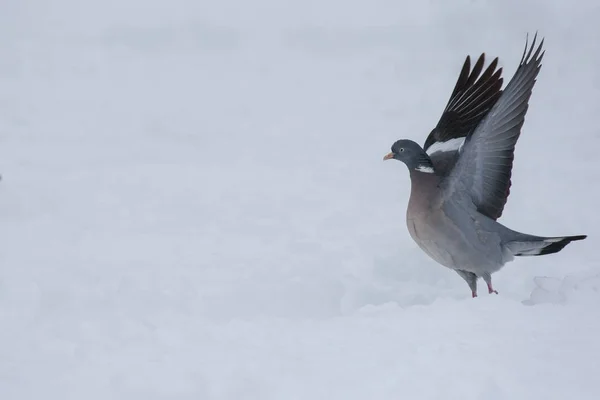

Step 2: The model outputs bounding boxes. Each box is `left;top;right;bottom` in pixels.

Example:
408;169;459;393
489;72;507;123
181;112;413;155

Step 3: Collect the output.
424;53;504;176
440;34;545;220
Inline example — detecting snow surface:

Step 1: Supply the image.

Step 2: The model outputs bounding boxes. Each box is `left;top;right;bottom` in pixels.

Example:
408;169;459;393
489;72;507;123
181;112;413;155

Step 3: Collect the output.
1;0;600;399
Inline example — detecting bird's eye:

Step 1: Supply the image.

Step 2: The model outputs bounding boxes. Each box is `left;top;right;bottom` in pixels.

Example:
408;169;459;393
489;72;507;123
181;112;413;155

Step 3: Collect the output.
399;148;405;152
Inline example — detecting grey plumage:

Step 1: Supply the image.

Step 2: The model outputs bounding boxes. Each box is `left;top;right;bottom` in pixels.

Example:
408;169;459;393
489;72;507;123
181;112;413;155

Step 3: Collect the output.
425;51;504;178
384;34;587;297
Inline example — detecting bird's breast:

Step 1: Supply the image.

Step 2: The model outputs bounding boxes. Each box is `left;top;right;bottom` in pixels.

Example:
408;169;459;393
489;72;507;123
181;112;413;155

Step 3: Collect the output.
406;213;455;269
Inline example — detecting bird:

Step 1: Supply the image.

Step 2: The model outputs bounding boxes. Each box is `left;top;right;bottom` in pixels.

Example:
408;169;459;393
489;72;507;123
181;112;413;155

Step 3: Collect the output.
383;34;586;297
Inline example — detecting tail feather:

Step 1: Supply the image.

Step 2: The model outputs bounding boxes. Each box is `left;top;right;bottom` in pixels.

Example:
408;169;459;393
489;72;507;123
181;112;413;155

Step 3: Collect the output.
507;235;587;257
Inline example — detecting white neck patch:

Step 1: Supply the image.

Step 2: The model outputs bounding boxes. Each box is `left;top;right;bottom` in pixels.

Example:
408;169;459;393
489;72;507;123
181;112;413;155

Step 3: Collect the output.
415;165;434;174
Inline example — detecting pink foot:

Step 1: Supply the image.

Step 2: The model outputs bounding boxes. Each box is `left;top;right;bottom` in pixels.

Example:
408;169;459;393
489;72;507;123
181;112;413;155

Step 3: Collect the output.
472;291;478;298
487;284;498;295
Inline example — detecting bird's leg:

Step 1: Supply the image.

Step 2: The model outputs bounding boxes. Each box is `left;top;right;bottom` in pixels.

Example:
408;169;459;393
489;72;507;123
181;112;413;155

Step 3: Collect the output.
455;270;478;298
481;273;498;295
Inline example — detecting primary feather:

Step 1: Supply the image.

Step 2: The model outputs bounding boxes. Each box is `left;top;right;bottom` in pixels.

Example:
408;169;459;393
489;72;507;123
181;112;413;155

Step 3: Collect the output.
425;53;504;178
441;34;545;220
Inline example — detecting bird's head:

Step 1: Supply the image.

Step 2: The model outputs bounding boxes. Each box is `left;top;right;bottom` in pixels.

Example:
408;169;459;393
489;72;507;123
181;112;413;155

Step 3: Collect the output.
383;139;434;173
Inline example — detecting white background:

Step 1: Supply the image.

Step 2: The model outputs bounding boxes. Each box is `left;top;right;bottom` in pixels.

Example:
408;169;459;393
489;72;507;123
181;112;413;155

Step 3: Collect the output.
0;1;599;399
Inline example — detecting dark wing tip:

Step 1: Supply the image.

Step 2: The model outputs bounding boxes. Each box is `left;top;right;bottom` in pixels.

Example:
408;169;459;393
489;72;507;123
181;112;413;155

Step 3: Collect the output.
520;32;545;66
449;55;474;100
465;53;486;87
424;49;504;152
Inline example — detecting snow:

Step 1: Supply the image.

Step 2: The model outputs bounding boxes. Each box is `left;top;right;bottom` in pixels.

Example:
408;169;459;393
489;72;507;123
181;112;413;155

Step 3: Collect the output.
1;0;599;399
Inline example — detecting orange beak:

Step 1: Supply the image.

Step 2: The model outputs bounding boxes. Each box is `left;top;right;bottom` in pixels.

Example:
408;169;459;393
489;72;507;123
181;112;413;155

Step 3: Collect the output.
383;152;394;161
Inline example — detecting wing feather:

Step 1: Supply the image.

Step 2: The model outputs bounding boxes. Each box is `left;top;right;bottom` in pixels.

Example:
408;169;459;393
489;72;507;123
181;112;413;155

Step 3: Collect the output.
440;34;545;220
424;53;504;176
